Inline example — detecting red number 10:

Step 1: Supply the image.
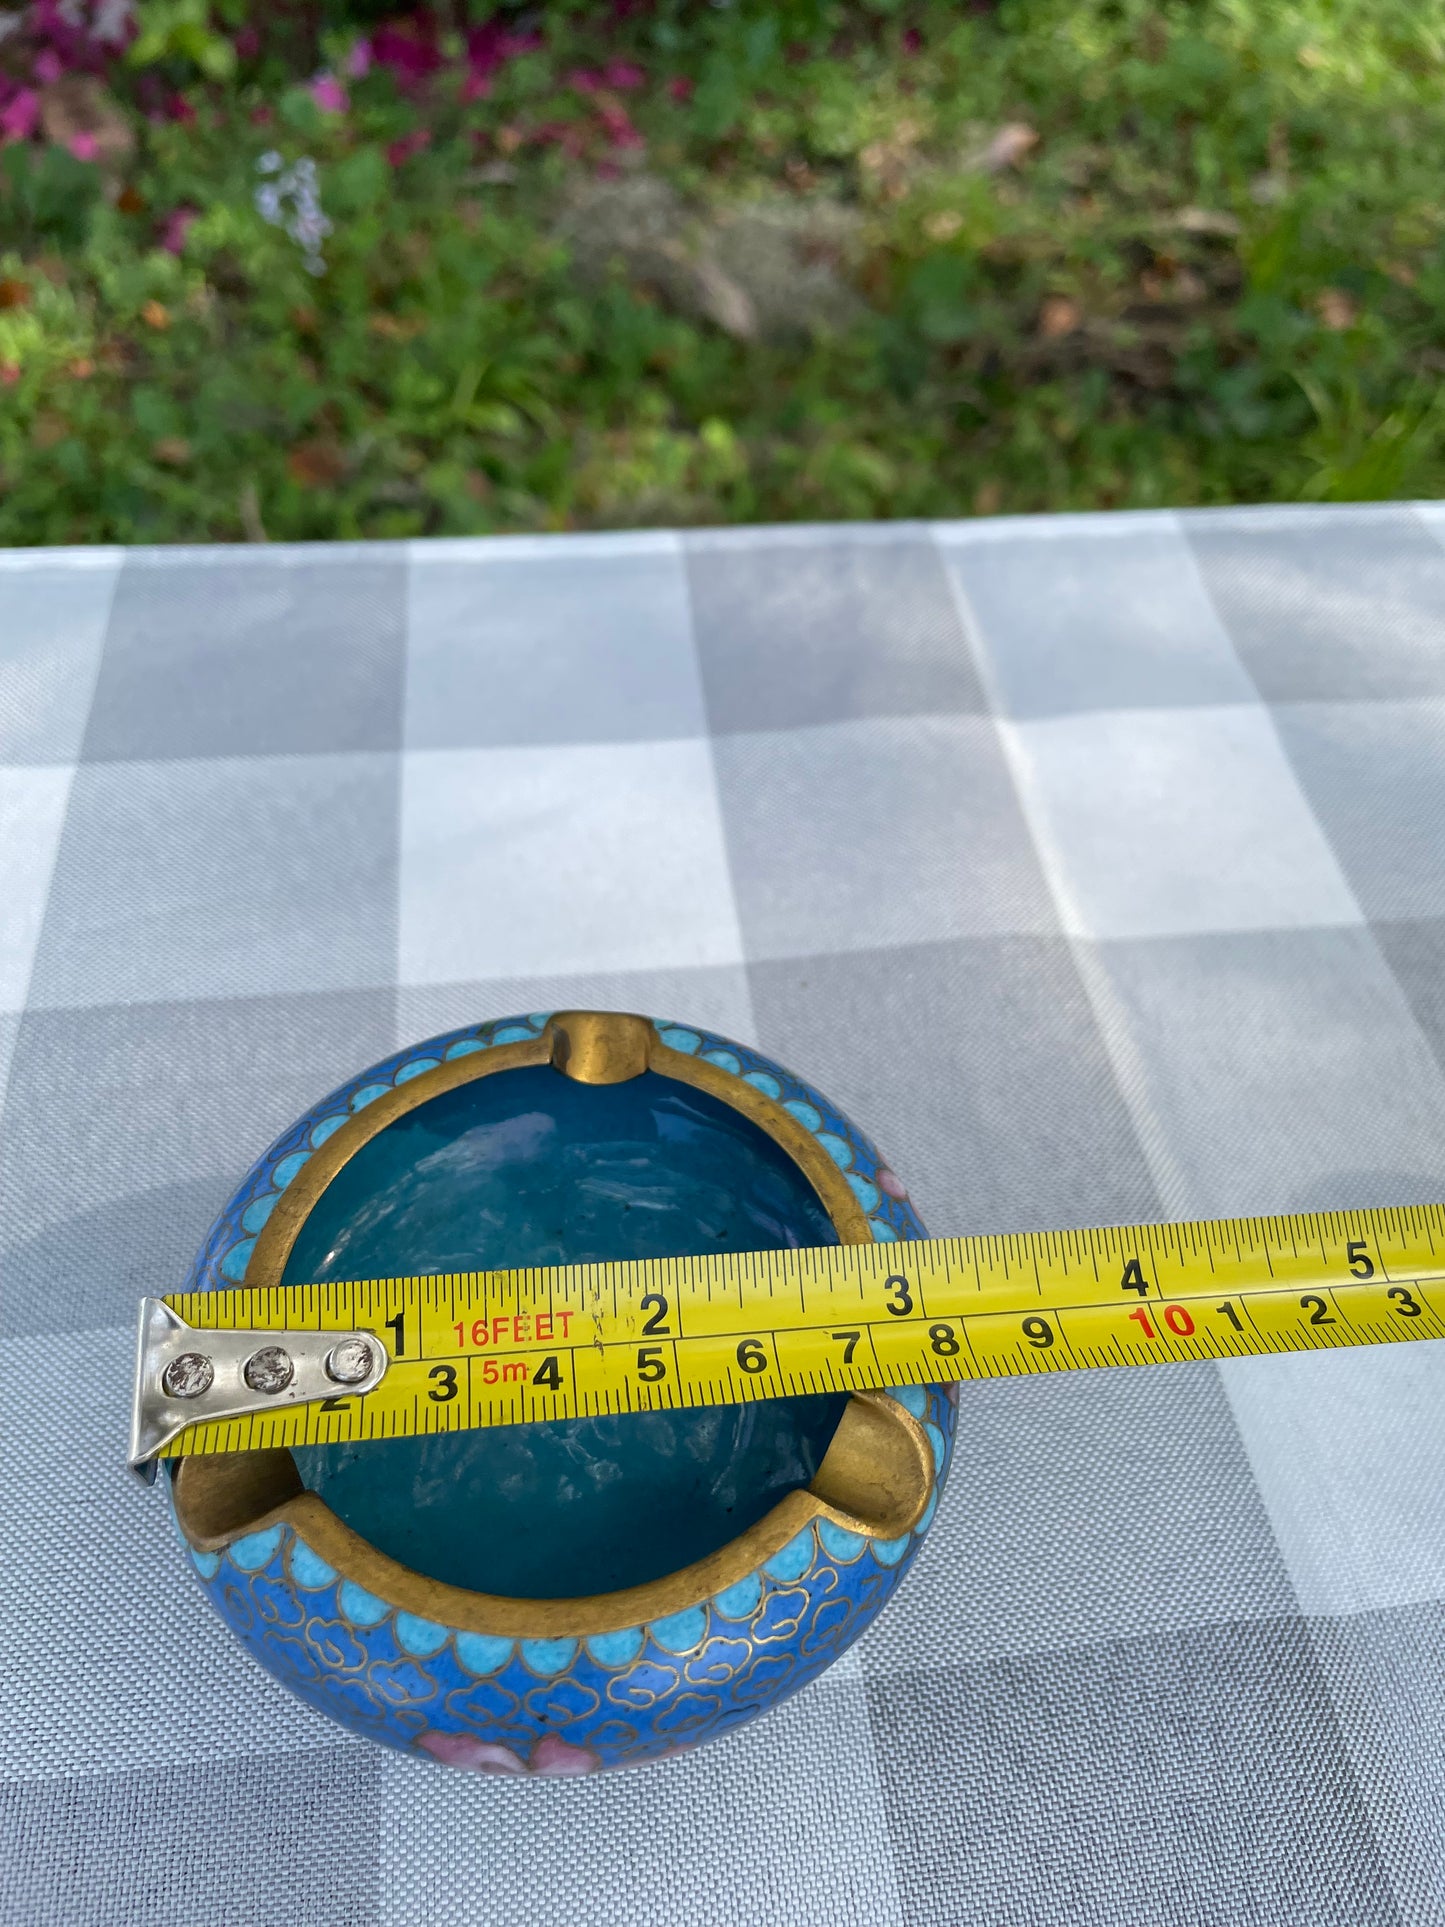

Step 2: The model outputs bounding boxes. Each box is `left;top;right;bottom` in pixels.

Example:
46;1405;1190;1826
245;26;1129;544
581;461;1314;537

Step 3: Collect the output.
1128;1305;1196;1340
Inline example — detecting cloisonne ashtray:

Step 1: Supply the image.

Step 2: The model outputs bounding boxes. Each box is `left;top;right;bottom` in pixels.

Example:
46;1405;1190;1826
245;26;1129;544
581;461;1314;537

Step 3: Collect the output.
170;1011;956;1774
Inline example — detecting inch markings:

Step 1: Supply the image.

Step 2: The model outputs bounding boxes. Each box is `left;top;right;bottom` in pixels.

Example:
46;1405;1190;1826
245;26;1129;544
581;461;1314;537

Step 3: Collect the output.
160;1204;1445;1458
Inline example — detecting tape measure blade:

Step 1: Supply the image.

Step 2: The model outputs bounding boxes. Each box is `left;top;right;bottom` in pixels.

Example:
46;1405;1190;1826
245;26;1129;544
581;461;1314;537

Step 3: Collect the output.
154;1203;1445;1460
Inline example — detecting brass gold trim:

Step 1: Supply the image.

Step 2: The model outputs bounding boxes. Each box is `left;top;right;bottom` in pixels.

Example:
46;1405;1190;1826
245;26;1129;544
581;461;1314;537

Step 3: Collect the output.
247;1011;871;1291
178;1010;929;1627
172;1390;933;1637
550;1009;652;1085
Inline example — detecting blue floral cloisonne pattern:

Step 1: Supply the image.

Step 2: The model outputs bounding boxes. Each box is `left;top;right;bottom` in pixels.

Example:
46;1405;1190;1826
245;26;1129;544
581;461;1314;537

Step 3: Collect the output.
180;1382;955;1775
178;1015;957;1772
190;1013;924;1291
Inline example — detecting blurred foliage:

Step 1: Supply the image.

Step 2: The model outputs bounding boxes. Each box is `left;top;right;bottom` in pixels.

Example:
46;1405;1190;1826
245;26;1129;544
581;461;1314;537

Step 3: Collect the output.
2;0;1445;542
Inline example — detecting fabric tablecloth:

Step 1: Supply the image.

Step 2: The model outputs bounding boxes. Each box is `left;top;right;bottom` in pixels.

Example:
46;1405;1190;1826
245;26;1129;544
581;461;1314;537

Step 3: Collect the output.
1;504;1443;1925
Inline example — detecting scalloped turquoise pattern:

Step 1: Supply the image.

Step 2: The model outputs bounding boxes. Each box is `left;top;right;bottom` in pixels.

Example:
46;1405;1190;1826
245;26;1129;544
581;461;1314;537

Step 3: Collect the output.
179;1015;957;1771
184;1381;955;1775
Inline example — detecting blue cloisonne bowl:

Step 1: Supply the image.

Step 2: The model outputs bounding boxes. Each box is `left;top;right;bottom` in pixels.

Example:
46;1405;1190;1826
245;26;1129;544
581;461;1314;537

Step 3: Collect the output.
171;1011;957;1774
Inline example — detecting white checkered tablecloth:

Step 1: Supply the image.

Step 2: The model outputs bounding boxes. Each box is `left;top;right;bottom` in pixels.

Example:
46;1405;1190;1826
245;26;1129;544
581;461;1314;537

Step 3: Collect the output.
1;507;1443;1925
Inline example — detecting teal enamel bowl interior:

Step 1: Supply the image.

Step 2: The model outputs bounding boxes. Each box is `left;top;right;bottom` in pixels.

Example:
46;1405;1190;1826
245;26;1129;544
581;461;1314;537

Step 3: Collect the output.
286;1061;851;1599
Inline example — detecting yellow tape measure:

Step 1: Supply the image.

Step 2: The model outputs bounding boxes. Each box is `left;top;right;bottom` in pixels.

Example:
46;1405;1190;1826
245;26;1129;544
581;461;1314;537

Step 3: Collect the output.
152;1203;1445;1462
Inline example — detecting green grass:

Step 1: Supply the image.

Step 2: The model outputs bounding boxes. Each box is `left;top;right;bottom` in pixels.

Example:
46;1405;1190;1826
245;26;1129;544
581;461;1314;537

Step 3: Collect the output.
3;0;1445;543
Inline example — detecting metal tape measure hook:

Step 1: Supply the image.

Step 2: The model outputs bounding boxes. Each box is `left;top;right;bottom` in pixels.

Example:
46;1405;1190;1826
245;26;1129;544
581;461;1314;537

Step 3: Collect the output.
128;1296;389;1479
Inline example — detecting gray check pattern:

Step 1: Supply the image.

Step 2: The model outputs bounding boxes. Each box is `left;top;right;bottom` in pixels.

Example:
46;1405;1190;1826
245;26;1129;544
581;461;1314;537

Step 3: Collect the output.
1;507;1443;1926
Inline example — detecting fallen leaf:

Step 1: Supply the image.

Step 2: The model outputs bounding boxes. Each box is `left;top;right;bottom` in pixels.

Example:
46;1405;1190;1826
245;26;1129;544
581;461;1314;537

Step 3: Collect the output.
1038;294;1080;338
141;300;169;330
1168;206;1242;238
287;439;347;486
368;312;426;341
1140;263;1207;303
69;357;94;379
0;277;29;310
982;122;1037;173
858;116;929;196
152;437;191;466
1316;287;1357;330
691;259;757;341
924;209;965;242
116;183;147;215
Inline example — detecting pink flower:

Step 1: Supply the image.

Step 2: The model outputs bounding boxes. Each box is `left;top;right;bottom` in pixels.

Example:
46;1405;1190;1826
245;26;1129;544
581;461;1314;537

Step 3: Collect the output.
386;127;431;167
572;60;646;96
667;75;693;102
67;131;99;162
465;21;506;80
33;49;64;84
309;74;348;114
0;364;18;386
0;90;39;144
462;21;544;95
599;103;645;150
902;27;923;53
161;206;197;254
168;93;195;124
236;27;260;58
532;1735;598;1776
372;21;442;84
346;37;372;78
418;1730;528;1773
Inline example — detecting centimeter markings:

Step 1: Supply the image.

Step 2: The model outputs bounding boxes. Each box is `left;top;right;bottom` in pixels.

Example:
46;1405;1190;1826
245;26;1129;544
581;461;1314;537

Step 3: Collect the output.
161;1204;1445;1458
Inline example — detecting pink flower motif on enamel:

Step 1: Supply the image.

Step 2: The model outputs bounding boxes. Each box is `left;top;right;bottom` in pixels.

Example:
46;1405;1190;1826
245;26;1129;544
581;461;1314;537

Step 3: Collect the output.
532;1735;599;1776
877;1167;909;1201
418;1730;526;1773
417;1729;599;1774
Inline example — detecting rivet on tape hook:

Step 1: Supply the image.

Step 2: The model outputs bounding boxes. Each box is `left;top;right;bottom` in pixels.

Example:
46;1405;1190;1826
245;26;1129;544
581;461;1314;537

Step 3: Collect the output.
128;1297;389;1481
